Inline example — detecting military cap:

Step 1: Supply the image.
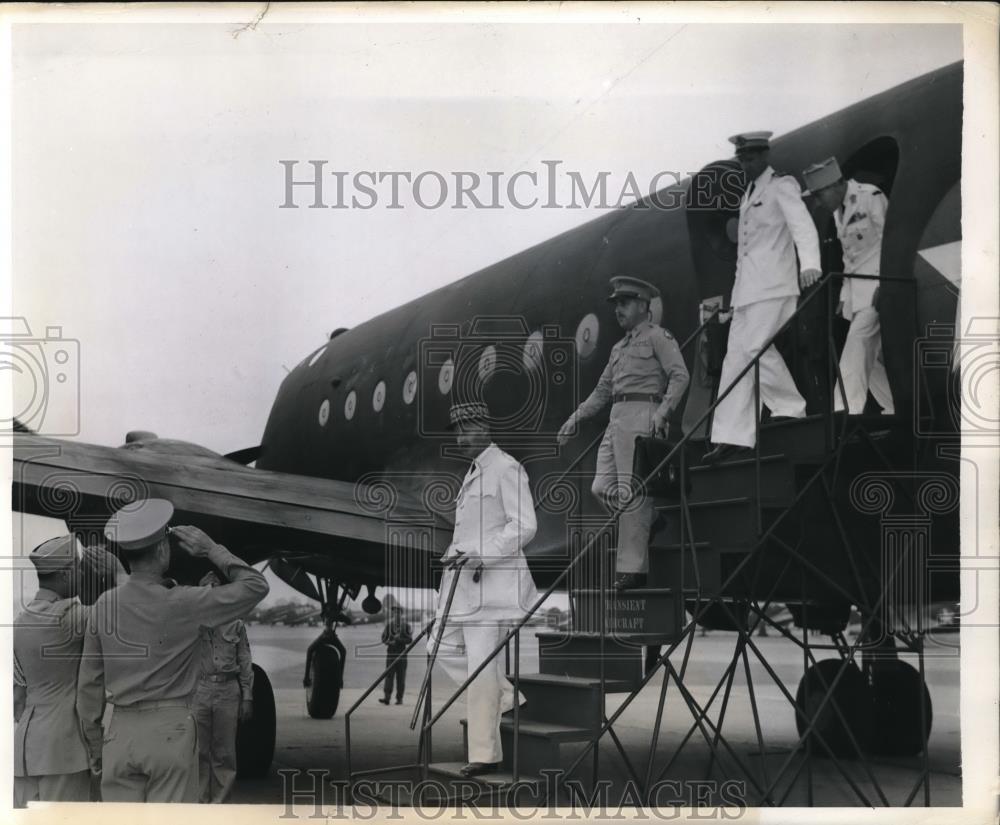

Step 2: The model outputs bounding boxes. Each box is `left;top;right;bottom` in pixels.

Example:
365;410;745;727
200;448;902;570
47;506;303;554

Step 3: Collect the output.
104;498;174;553
802;157;844;195
606;275;660;303
29;535;78;575
448;401;491;429
729;131;773;154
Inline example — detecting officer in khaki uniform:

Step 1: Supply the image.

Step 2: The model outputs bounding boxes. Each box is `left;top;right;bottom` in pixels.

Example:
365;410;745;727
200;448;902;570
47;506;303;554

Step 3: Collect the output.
558;276;690;589
803;156;894;415
193;571;255;803
705;131;821;464
13;537;92;806
76;499;269;803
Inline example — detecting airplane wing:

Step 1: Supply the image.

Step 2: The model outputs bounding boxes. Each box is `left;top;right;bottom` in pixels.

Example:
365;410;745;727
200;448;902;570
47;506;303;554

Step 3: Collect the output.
12;433;451;582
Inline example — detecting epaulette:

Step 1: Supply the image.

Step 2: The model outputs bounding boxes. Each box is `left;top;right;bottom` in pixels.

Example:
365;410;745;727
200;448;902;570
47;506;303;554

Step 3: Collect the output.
661;328;674;340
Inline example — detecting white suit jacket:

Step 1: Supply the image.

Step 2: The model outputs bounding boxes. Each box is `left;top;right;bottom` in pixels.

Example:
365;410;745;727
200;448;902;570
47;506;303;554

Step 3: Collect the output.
731;166;821;309
439;444;539;624
835;178;888;319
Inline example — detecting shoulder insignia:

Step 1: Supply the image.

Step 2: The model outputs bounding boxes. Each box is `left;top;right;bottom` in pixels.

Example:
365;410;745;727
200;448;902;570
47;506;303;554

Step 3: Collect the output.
660;328;674;340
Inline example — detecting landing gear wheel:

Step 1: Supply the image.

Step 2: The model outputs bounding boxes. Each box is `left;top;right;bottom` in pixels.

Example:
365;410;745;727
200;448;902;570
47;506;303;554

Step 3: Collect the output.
306;644;343;719
867;659;932;756
794;658;870;758
236;664;276;778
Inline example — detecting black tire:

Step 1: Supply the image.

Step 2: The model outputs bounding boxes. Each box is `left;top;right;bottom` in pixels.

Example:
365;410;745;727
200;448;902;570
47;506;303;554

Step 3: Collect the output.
794;658;870;758
236;664;276;778
867;659;933;756
306;644;342;719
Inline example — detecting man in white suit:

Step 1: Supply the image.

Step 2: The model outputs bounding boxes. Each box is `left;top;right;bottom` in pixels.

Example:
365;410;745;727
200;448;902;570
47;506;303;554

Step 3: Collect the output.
803;156;894;415
429;401;538;777
704;131;822;464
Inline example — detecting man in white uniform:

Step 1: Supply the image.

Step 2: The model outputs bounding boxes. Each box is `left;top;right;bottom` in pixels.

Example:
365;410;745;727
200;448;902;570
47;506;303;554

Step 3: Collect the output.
429;401;538;777
704;131;822;464
802;156;894;415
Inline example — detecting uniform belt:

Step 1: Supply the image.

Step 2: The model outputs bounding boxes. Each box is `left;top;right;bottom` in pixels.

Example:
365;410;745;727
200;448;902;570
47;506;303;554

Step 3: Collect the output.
115;698;191;712
613;393;663;404
201;672;239;683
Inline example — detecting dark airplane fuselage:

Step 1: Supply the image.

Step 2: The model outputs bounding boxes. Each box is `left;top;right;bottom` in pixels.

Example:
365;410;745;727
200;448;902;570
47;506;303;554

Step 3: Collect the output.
257;62;963;593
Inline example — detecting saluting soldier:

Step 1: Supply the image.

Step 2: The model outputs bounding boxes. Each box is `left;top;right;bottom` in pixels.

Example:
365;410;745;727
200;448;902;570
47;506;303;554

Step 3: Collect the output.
704;131;821;464
76;499;269;803
557;275;690;590
802;156;894;415
193;571;255;804
13;537;93;806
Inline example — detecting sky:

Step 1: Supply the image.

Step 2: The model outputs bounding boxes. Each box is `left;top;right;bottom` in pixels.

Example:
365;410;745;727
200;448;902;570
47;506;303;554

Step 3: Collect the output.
4;7;968;605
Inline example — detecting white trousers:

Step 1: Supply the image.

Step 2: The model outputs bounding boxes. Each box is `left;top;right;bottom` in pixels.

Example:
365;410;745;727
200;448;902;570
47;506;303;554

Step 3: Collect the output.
834;308;894;415
591;401;656;574
429;622;521;765
710;297;806;448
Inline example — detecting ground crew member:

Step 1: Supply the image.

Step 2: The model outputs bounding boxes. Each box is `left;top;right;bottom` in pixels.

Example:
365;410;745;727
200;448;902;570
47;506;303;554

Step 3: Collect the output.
803;156;895;415
557;276;690;590
429;401;538;777
13;537;92;806
704;131;821;464
193;571;255;803
76;499;268;803
379;605;412;705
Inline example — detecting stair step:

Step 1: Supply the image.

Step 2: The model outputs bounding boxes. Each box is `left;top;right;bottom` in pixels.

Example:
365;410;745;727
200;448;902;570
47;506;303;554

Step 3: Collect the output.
461;717;597;742
571;587;683;639
687;453;796;504
536;630;643;690
460;718;593;777
646;541;721;592
504;673;627;729
426;761;546;792
655;497;784;546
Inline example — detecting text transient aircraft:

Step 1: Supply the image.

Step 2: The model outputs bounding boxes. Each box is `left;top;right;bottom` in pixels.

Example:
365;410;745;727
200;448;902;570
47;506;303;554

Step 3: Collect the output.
12;62;964;776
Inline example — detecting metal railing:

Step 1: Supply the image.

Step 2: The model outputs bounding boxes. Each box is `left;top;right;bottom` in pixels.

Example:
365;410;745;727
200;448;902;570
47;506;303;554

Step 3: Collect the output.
345;271;912;796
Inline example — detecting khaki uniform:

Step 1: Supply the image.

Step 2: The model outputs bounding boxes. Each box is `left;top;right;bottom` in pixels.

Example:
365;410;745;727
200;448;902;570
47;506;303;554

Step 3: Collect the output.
711;167;820;448
76;544;268;803
431;443;537;765
571;321;690;573
833;179;894;414
13;589;91;807
193;619;253;803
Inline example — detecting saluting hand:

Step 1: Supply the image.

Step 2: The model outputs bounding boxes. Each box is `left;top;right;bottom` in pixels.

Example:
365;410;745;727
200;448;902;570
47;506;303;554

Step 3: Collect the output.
800;268;821;288
169;525;218;558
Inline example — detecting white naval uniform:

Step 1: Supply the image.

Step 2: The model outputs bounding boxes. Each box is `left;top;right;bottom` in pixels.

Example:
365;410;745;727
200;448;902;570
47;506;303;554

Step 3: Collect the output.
429;443;538;765
833;179;894;414
710;167;821;448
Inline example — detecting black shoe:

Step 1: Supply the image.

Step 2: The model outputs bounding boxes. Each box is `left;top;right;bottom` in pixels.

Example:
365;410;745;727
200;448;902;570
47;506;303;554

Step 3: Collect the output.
702;444;751;465
614;572;646;591
501;702;527;718
395;698;403;705
644;646;662;677
378;697;390;705
460;761;501;777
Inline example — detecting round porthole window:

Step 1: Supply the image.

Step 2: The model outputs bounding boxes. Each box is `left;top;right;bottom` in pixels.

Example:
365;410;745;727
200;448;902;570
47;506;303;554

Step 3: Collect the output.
523;331;544;372
344;390;357;420
575;314;599;359
403;370;418;405
650;296;663;325
372;380;386;412
438;357;454;394
318;399;330;427
479;345;497;382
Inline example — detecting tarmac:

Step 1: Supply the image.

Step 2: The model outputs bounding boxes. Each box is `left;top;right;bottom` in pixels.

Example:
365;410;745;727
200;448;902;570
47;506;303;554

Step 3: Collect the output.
230;622;961;809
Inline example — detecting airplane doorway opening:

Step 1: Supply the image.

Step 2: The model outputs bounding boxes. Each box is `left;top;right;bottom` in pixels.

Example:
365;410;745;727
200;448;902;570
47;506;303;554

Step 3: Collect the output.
841;135;899;195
